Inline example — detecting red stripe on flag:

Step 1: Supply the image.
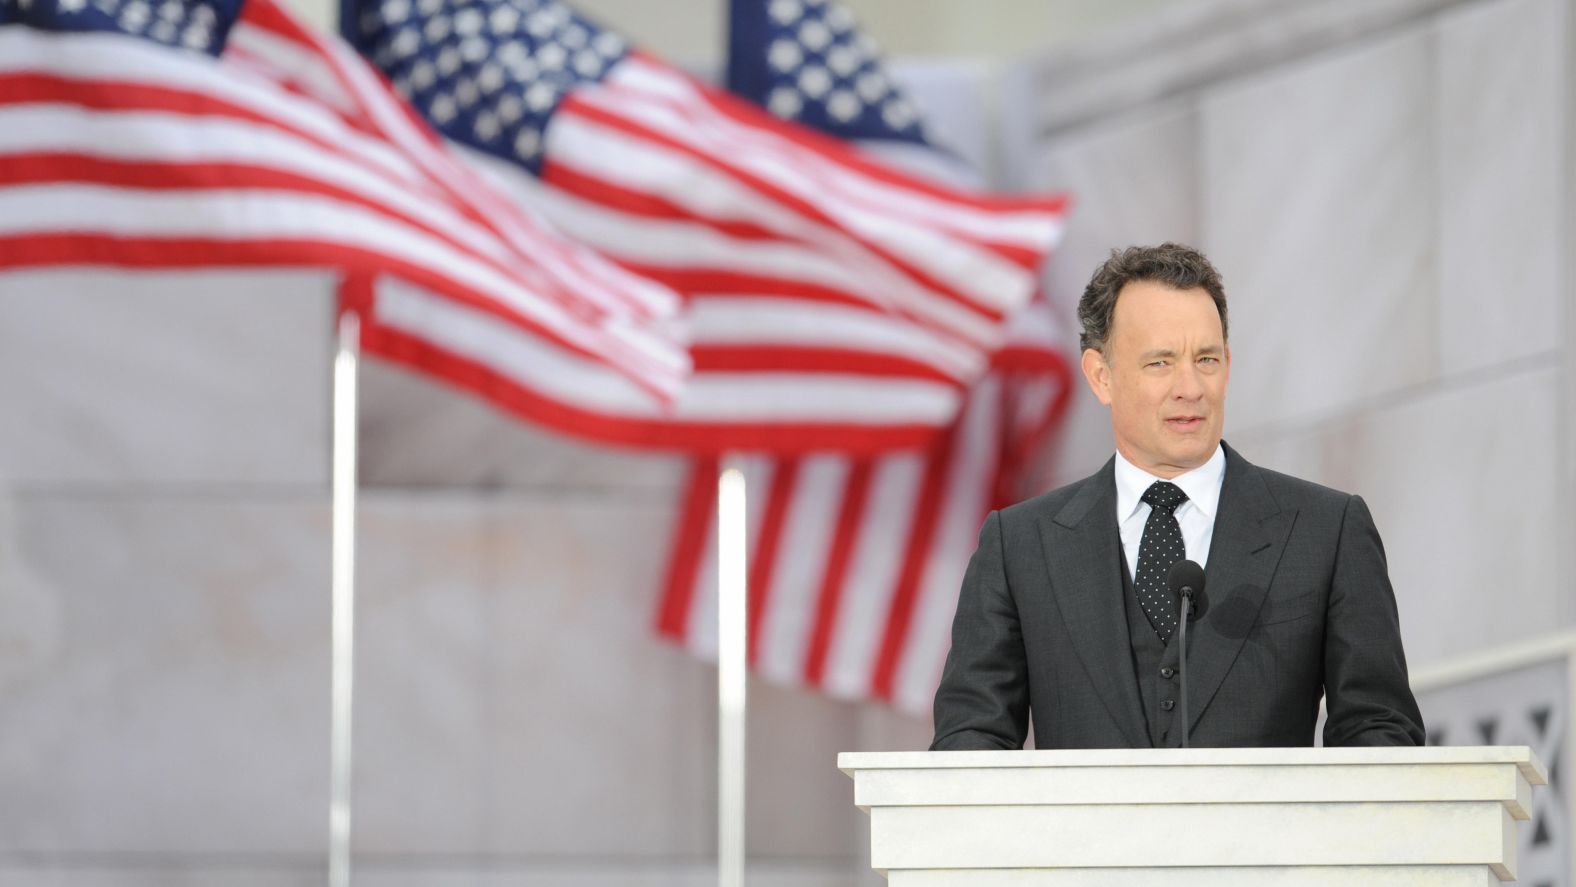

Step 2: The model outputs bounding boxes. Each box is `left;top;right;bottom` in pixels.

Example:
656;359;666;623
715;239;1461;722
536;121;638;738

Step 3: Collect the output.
357;319;944;453
745;457;800;665
656;456;720;641
621;266;912;316
0;74;436;196
692;79;1073;231
337;271;375;318
542;162;791;244
0;154;524;279
0;230;666;393
802;460;874;687
869;427;958;702
691;345;965;384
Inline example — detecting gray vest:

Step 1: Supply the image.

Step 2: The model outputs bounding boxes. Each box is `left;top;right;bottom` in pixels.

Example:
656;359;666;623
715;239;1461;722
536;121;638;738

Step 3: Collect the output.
1122;558;1185;748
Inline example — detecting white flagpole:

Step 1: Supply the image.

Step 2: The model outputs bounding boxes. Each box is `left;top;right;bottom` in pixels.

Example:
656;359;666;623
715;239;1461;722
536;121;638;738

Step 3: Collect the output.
716;457;748;887
329;311;361;887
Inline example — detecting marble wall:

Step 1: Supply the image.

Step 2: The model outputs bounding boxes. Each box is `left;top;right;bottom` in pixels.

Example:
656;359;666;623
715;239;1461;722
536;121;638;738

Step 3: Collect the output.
1;0;1571;883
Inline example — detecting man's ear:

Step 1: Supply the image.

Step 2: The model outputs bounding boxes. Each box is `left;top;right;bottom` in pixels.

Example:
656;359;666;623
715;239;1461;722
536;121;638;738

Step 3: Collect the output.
1081;347;1113;406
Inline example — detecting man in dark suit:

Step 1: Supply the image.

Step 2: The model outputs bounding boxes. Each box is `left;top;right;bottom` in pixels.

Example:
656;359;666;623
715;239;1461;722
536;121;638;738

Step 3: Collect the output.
932;243;1424;750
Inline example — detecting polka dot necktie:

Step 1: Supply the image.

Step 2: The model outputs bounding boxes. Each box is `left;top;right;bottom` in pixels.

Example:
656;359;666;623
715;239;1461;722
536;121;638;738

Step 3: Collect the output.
1136;481;1188;643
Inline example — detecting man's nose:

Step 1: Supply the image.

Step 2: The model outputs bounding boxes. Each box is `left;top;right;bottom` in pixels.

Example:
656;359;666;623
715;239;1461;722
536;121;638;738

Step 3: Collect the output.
1173;362;1205;399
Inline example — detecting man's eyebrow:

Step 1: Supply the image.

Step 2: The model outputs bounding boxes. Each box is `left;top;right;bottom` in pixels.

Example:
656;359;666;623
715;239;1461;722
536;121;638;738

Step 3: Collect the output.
1138;349;1178;361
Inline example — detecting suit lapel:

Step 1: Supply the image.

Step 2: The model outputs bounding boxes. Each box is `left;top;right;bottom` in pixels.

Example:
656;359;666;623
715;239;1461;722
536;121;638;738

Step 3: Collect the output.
1184;442;1298;738
1038;459;1149;748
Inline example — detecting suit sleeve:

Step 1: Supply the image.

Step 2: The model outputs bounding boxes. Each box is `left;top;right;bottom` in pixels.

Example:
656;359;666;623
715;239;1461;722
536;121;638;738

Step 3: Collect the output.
930;510;1031;751
1321;494;1426;747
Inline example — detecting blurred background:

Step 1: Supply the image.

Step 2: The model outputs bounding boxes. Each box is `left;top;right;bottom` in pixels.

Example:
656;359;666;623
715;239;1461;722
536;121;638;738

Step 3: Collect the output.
1;0;1573;884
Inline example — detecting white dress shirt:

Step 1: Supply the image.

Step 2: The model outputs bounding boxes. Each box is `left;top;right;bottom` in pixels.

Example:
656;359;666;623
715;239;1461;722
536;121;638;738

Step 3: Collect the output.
1114;444;1227;579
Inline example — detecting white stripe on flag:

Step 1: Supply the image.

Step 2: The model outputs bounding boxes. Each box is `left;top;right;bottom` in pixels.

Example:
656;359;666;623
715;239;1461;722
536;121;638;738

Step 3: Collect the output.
819;453;925;700
754;456;852;686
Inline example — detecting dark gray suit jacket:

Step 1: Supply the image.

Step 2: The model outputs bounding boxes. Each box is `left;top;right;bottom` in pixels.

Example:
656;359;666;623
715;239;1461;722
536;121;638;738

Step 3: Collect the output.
931;442;1424;750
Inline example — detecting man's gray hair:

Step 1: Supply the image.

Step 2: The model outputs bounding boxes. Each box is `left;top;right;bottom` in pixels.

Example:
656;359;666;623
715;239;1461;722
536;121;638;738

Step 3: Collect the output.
1077;243;1228;353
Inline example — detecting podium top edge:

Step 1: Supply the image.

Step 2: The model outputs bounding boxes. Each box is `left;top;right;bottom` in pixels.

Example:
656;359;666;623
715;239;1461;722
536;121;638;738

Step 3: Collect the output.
837;747;1547;783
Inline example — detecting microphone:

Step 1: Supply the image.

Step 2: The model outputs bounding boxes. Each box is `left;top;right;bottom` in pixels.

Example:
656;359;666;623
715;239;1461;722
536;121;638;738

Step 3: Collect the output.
1166;559;1207;749
1168;559;1208;620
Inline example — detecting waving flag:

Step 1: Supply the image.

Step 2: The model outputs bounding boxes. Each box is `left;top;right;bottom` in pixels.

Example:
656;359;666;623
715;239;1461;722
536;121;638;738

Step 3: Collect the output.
0;0;690;404
655;0;1076;712
343;0;1069;453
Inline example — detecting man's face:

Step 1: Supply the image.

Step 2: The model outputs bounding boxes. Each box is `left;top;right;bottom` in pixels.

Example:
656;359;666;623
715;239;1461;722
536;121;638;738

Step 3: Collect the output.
1080;281;1230;479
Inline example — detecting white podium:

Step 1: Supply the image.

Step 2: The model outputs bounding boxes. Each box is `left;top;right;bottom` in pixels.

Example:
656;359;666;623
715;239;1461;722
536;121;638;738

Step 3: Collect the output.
839;747;1548;886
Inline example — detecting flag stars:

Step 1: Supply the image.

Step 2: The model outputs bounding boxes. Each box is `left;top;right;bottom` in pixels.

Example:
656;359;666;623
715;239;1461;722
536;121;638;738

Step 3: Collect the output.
118;2;150;32
390;27;420;59
768;38;802;74
505;55;539;81
826;44;860;78
497;39;529;66
460;35;488;61
537;42;566;71
473;111;501;142
525;8;554;37
797;18;832;52
435;45;461;76
560;22;587;49
768;86;803;118
381;0;410;26
768;0;802;26
824;3;853;32
454;77;480;108
513;126;543;161
409;59;437;90
854;70;888;104
592;31;624;58
573;49;604;78
882;99;915;130
797;64;832;99
57;0;87;12
524;80;557;112
429;92;458;124
477;63;505;93
496;93;524;123
180;20;212;50
826;89;860;123
488;4;519;34
453;6;482;35
423;14;449;42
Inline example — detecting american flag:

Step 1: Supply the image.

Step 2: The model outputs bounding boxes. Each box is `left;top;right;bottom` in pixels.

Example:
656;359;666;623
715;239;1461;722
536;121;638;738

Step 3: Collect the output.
343;0;1070;453
0;0;691;403
656;0;1075;713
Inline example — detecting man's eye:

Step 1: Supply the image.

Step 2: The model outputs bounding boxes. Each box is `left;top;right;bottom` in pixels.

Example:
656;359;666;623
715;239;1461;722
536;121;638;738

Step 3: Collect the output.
1199;356;1219;365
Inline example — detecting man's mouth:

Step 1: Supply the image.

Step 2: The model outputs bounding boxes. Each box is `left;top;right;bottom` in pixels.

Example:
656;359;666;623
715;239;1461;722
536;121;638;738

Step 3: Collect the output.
1166;416;1205;431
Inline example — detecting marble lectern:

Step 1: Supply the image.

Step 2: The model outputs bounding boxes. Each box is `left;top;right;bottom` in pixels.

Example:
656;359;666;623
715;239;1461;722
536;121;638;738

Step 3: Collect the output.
839;747;1547;886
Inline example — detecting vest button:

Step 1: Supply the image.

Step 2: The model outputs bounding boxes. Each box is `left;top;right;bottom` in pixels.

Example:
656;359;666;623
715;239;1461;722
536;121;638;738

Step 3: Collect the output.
1161;699;1175;711
1160;667;1175;679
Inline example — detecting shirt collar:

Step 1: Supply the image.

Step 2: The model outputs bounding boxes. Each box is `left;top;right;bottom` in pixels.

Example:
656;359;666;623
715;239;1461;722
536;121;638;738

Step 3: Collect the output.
1114;443;1227;524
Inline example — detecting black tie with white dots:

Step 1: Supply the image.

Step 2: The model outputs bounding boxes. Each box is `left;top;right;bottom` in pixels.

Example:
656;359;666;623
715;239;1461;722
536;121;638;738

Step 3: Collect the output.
1136;481;1188;643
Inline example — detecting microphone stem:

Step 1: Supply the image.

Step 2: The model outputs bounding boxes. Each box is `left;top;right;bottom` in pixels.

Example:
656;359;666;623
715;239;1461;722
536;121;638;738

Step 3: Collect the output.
1179;593;1191;749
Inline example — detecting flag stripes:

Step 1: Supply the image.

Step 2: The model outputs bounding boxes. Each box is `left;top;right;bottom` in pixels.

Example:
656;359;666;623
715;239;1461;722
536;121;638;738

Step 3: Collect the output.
657;332;1075;713
0;12;691;405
